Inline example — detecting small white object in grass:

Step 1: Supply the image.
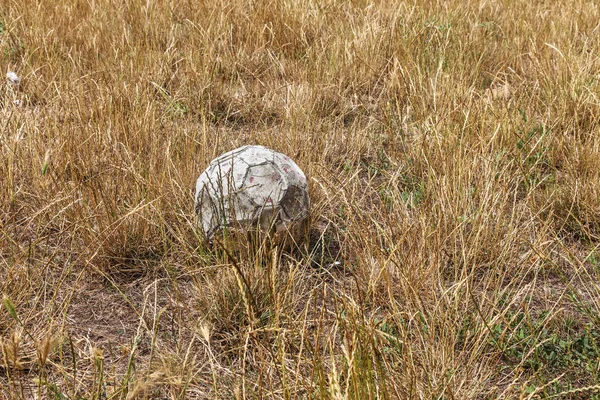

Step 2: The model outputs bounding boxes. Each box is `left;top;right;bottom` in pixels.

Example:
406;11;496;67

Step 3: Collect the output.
6;71;20;86
195;145;310;247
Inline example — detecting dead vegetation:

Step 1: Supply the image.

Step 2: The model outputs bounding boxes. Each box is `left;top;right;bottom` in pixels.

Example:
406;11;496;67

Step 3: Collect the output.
2;0;600;398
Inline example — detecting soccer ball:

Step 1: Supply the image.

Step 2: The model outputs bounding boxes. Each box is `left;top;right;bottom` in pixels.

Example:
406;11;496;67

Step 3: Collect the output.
195;145;310;247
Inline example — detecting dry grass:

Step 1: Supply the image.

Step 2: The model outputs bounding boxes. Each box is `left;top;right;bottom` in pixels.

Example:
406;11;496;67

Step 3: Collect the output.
2;0;600;398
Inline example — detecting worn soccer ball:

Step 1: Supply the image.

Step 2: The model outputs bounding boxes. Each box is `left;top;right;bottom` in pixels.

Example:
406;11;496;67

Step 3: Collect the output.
195;145;310;248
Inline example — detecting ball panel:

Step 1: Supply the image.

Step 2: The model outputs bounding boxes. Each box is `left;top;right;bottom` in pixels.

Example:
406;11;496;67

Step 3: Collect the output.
206;158;249;197
242;164;287;207
238;145;275;166
273;152;306;186
196;184;221;236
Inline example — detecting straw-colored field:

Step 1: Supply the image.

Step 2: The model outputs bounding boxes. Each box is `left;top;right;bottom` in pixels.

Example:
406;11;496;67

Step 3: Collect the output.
2;0;600;398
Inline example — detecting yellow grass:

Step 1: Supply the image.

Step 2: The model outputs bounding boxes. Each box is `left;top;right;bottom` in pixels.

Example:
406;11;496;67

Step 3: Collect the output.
2;0;600;398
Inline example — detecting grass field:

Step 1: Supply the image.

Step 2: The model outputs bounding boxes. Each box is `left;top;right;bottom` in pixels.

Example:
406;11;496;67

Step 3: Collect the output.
2;0;600;398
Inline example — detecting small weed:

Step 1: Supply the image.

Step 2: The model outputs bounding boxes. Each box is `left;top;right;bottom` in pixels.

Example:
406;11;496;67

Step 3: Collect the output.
151;81;188;118
400;180;425;209
490;308;600;396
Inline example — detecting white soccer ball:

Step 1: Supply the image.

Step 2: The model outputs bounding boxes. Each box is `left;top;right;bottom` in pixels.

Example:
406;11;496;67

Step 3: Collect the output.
195;145;310;246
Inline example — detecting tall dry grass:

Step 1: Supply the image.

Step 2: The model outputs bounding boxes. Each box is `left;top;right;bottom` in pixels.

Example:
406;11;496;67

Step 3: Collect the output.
1;0;600;398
